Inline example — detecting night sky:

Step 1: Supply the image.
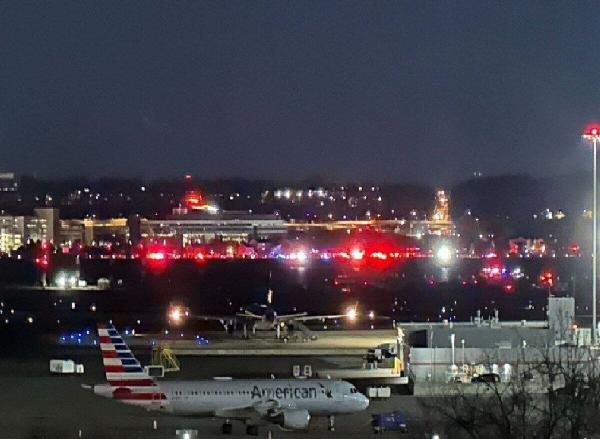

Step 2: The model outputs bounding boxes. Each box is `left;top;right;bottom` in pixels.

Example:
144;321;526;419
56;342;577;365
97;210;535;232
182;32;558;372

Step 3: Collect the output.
2;1;600;183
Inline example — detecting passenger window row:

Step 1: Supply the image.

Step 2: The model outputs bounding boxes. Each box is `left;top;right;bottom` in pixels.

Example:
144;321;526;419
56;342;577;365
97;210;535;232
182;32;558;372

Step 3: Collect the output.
173;390;252;396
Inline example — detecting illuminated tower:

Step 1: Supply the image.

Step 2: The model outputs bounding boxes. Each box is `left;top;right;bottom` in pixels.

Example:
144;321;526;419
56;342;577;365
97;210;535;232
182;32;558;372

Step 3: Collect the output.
431;190;450;222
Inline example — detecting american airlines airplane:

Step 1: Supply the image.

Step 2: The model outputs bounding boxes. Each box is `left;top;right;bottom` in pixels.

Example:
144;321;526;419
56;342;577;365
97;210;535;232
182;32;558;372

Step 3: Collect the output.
84;324;369;435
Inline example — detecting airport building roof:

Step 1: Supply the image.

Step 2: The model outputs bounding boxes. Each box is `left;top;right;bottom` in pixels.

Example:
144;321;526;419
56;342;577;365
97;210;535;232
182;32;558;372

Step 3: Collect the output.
415;325;552;350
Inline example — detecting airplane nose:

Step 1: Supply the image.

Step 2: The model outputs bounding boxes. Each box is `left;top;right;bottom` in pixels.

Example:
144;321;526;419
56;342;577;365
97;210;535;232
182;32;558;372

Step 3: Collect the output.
360;394;369;410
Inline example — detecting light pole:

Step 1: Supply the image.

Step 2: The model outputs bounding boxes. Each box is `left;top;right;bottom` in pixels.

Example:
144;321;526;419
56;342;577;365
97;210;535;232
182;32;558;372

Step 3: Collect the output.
583;125;600;344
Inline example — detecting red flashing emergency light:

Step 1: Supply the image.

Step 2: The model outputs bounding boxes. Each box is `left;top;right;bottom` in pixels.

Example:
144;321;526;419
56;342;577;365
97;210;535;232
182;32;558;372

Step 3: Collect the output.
539;269;555;288
146;252;166;260
35;257;49;268
569;242;580;255
350;248;364;261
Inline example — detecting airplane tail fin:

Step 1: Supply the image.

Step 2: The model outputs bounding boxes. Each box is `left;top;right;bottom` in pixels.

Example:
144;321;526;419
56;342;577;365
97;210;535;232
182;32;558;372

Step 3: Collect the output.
97;323;155;387
95;323;168;409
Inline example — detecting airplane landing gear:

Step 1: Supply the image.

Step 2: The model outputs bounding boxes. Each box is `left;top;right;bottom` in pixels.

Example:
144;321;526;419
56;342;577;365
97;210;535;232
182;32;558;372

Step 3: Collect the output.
222;421;233;434
328;415;336;432
246;425;259;436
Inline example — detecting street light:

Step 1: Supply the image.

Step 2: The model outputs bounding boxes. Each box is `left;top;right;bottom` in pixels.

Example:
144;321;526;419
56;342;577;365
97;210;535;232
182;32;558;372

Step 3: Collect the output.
583;124;600;343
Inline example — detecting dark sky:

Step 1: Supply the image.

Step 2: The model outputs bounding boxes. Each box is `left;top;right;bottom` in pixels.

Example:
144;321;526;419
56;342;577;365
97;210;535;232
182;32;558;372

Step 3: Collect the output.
1;1;600;183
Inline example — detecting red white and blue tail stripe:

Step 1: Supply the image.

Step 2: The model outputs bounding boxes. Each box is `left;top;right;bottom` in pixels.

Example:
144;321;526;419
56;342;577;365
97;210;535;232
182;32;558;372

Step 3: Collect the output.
95;323;167;407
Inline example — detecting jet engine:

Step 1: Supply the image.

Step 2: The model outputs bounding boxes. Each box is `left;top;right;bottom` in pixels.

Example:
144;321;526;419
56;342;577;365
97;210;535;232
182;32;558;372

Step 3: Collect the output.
275;409;311;430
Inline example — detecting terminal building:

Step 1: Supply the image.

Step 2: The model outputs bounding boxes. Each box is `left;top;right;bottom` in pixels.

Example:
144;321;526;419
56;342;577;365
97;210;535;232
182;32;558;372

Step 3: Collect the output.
143;210;286;245
404;297;585;386
58;211;286;247
54;190;287;246
138;190;287;245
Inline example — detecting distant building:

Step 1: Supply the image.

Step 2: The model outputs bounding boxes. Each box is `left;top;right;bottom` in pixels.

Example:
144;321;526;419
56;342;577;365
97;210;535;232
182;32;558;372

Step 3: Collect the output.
406;297;580;384
59;218;130;246
431;190;450;222
146;210;287;245
407;190;454;237
0;213;50;254
59;219;86;245
0;172;17;193
508;237;547;257
0;216;24;253
34;207;60;244
57;211;287;247
0;173;19;207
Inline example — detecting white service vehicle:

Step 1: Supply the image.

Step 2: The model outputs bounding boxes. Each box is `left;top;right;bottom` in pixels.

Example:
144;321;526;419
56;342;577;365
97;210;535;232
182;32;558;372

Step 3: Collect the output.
50;359;84;374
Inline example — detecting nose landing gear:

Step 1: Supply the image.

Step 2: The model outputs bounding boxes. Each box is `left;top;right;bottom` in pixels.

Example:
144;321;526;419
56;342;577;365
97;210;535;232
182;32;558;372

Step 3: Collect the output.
328;415;336;431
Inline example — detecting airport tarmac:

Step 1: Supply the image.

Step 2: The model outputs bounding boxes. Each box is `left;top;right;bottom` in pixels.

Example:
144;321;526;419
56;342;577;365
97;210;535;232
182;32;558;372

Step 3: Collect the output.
138;330;400;356
0;353;433;439
1;377;429;439
0;325;427;439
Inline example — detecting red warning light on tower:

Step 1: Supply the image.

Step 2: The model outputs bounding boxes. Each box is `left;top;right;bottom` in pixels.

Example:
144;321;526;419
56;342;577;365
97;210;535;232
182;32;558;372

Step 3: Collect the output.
184;191;203;209
583;124;600;138
180;190;219;214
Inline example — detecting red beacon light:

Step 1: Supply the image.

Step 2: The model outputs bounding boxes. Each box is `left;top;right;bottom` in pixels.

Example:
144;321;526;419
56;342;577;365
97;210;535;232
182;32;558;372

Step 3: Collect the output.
583;124;600;139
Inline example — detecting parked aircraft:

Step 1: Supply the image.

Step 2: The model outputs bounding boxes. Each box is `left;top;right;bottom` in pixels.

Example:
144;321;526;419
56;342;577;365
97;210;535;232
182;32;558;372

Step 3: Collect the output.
168;301;360;340
84;324;369;435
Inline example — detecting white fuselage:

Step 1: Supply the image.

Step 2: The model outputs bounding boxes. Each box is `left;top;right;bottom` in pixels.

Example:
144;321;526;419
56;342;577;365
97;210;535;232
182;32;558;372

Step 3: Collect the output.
95;378;368;417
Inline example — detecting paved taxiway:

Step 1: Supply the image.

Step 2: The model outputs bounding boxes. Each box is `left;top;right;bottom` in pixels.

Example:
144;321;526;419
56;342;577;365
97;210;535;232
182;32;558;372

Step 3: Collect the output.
0;346;432;439
1;376;429;439
127;330;399;357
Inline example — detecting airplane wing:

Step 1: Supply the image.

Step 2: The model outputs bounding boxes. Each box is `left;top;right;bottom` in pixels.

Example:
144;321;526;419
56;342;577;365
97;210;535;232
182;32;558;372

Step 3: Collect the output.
278;313;347;323
235;311;264;320
274;312;308;322
214;399;280;421
214;406;262;421
194;314;238;322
